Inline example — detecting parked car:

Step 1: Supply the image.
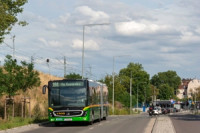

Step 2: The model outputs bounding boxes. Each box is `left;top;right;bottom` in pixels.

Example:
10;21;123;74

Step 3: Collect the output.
161;108;168;114
153;106;162;115
166;107;174;113
153;108;159;115
173;107;179;112
157;107;162;114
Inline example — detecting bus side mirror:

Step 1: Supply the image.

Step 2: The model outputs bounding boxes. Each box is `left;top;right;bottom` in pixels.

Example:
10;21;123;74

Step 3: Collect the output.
42;85;48;94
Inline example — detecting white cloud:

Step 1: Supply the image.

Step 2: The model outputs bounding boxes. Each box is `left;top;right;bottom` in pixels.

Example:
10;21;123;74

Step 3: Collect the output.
195;27;200;34
75;6;110;24
59;13;71;23
179;30;200;44
38;38;62;47
160;47;176;53
72;39;100;51
115;21;170;36
49;40;62;47
47;23;57;29
38;37;48;46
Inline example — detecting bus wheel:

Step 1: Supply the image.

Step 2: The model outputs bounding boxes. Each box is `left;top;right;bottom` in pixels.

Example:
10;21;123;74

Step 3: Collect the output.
97;114;101;122
103;117;107;120
54;122;60;126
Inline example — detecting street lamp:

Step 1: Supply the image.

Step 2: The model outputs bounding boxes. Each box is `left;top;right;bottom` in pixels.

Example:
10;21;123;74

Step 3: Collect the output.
130;72;132;114
137;82;146;113
82;23;110;79
112;55;130;114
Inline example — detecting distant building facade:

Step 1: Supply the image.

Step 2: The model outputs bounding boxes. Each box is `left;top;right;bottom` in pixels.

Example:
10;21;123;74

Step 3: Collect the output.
187;79;200;98
177;79;200;99
177;79;191;99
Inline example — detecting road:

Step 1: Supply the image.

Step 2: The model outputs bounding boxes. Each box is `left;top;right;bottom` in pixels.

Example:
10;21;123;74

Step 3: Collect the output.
22;114;150;133
170;112;200;133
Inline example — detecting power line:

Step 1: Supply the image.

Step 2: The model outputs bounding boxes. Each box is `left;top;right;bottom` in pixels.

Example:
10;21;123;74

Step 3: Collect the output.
0;43;83;77
3;42;13;49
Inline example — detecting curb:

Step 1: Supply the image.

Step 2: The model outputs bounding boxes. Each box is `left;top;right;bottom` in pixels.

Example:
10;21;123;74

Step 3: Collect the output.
151;116;158;133
151;115;176;133
38;121;50;126
0;121;49;133
169;117;176;133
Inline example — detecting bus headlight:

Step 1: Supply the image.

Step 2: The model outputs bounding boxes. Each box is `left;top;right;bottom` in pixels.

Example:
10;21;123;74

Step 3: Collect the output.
49;112;54;117
82;111;87;117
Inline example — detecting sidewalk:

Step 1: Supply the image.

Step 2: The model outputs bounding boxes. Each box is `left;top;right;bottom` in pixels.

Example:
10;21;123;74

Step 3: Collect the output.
152;115;176;133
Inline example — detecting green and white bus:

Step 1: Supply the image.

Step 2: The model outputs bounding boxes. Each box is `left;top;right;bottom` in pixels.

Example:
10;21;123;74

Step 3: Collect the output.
42;79;109;125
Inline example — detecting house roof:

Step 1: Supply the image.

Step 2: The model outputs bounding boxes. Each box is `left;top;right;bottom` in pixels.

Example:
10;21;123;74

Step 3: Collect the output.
178;79;191;90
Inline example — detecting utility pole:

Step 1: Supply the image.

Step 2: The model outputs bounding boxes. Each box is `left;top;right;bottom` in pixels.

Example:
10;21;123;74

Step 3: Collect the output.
31;56;34;64
82;25;85;79
12;35;15;59
46;59;50;80
64;56;67;77
88;65;92;79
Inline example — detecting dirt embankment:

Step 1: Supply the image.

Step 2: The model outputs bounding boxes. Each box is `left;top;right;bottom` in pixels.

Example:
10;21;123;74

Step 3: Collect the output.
0;71;63;118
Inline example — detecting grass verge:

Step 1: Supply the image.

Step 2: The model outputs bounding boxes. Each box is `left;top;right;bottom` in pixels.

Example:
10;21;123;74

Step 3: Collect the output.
109;107;141;115
0;117;48;131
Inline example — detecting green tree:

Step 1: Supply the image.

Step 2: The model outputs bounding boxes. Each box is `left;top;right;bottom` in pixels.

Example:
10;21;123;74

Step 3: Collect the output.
0;55;22;97
0;0;28;43
196;87;200;101
119;62;150;105
151;70;181;100
64;73;82;79
103;62;150;108
158;84;174;100
0;55;41;96
20;61;41;93
104;74;131;107
103;75;113;103
0;69;6;96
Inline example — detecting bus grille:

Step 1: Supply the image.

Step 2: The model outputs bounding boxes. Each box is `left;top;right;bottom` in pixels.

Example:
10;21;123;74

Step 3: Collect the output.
53;110;83;117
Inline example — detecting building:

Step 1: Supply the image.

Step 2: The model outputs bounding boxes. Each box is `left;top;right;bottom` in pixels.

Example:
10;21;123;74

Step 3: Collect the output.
177;79;191;99
177;79;200;99
187;79;200;98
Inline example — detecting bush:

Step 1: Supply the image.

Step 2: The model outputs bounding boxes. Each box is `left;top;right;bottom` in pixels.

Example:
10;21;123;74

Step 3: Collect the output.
33;103;41;120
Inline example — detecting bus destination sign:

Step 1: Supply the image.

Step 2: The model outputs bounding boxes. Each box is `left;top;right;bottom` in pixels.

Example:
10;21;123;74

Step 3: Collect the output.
52;81;84;87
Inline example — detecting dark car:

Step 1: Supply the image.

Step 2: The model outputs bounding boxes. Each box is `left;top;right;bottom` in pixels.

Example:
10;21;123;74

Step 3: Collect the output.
166;108;171;113
161;108;168;114
173;108;179;112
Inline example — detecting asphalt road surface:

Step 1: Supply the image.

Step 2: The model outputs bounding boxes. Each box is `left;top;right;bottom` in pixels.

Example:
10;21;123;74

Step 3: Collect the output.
22;114;150;133
170;112;200;133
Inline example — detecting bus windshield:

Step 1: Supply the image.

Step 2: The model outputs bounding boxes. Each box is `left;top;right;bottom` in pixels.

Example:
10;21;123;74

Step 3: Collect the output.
49;81;87;107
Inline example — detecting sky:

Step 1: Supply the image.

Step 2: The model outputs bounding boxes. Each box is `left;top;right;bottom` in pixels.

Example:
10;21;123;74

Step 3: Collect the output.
1;0;200;80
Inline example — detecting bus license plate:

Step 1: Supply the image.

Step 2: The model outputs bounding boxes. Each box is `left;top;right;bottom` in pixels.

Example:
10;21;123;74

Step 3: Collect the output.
64;118;72;121
56;118;63;121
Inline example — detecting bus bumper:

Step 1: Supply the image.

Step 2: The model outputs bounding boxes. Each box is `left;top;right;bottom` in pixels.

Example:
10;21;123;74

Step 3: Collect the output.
49;116;89;122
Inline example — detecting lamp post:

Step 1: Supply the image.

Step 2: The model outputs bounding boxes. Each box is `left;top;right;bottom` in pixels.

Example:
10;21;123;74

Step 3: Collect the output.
82;23;110;79
112;55;130;114
112;56;115;114
137;82;146;113
130;71;132;114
